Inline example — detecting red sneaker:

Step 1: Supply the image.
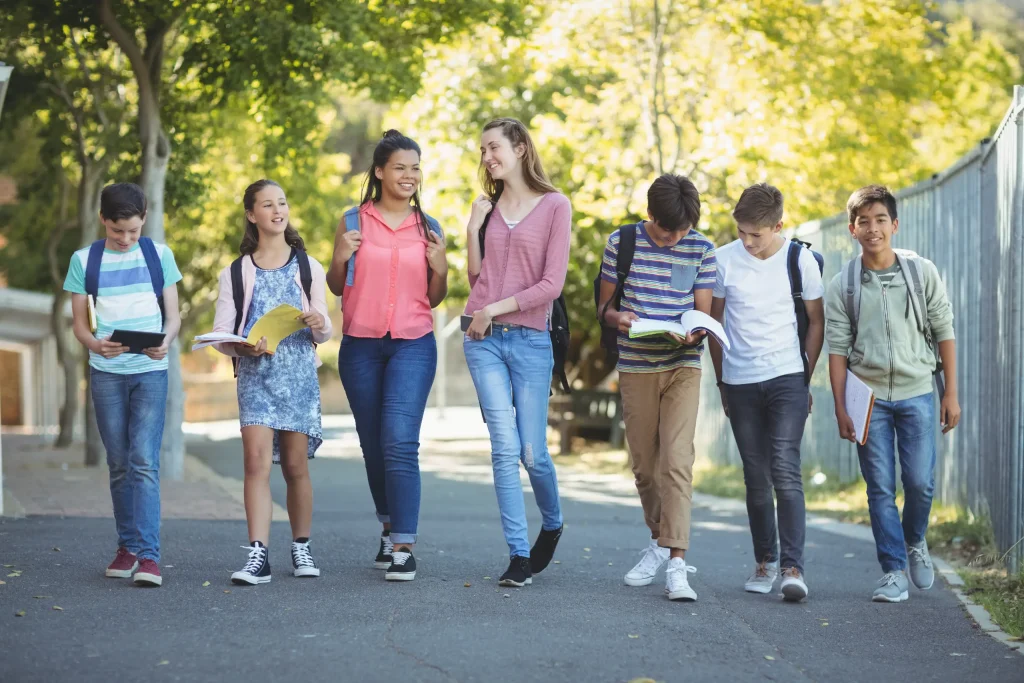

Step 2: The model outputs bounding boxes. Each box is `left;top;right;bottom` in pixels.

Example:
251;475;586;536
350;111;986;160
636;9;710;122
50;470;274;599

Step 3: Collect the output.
105;547;139;578
133;559;162;587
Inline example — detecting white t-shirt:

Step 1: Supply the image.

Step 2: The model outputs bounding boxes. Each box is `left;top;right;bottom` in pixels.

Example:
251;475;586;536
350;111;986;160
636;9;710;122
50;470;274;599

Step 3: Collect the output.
713;238;824;385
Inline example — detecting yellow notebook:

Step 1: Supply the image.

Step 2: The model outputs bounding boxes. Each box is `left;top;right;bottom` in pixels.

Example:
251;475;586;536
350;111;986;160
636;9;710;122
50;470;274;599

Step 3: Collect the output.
245;304;307;353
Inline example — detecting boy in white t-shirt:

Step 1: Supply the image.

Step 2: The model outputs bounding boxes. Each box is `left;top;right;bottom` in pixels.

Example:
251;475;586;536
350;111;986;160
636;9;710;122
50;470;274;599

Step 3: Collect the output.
709;183;824;602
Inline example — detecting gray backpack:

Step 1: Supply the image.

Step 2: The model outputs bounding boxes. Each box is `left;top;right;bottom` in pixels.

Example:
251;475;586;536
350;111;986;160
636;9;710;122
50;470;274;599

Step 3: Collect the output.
841;249;945;397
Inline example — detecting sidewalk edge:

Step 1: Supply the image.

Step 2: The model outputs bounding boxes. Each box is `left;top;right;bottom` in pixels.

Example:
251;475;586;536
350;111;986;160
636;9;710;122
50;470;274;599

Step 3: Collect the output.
184;454;288;520
693;491;1022;656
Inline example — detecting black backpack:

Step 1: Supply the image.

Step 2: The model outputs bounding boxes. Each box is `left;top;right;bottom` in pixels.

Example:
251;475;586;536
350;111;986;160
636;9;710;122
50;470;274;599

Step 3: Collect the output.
787;238;825;385
229;248;313;376
592;224;637;366
479;188;571;393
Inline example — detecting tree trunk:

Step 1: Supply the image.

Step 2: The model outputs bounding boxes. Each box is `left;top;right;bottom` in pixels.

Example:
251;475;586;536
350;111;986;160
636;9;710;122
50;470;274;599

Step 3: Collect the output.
84;368;103;467
50;291;78;448
77;163;106;464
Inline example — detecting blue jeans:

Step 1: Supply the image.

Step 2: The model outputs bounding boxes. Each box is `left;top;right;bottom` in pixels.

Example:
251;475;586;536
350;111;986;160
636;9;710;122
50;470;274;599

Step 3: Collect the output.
857;392;936;573
464;326;563;558
338;332;437;545
724;373;808;573
90;368;167;562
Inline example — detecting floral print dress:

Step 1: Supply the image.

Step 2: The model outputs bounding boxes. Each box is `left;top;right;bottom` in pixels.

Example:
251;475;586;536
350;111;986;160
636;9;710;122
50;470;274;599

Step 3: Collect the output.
236;253;322;462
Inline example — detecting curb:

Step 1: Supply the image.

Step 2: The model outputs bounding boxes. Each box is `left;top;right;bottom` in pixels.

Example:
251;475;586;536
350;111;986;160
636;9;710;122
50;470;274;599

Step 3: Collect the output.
1;487;27;519
183;454;289;520
694;491;1022;656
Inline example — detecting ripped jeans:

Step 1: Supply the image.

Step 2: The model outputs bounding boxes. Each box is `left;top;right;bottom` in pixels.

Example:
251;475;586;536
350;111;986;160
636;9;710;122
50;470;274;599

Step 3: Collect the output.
464;325;563;558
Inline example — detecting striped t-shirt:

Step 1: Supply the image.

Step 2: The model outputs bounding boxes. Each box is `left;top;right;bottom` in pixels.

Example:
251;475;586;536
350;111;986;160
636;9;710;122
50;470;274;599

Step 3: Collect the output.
601;222;717;373
64;241;182;375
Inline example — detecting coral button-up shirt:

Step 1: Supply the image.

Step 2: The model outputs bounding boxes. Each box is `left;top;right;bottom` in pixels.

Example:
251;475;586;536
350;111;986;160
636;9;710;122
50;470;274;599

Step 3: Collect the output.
341;202;436;339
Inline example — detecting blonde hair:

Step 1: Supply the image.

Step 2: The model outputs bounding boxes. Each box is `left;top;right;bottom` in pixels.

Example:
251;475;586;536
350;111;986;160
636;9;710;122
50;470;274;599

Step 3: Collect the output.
479;118;558;199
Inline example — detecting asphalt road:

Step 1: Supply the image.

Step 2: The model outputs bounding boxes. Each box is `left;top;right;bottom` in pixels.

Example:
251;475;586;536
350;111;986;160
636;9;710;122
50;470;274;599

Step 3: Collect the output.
2;431;1021;682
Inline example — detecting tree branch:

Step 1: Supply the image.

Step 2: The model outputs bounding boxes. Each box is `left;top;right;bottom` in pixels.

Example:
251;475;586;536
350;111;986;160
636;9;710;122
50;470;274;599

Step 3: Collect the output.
69;29;111;130
43;81;89;169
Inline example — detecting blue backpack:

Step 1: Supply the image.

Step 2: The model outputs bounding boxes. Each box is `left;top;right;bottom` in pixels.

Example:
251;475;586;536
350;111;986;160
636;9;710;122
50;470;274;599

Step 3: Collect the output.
84;237;165;329
342;206;442;287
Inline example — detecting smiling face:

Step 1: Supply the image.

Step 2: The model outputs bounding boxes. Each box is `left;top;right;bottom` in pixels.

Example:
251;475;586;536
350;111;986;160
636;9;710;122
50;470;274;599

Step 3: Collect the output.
849;201;898;257
375;149;421;201
737;221;783;259
246;184;289;237
101;215;146;252
480;128;524;183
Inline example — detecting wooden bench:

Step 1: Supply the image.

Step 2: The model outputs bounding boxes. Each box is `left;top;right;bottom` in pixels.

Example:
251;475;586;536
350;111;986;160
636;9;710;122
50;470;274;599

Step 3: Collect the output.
548;389;625;455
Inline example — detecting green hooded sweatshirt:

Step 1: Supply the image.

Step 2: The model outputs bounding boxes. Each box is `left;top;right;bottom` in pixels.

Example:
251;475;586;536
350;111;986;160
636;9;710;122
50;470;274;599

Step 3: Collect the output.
825;254;954;402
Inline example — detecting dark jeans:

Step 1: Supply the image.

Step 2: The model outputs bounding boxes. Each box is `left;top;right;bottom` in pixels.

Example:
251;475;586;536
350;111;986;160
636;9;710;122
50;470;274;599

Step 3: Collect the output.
338;332;437;545
724;372;808;573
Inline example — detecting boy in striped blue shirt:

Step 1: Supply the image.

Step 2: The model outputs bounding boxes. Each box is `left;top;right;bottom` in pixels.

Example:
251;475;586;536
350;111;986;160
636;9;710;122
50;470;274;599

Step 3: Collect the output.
64;183;182;587
597;174;716;602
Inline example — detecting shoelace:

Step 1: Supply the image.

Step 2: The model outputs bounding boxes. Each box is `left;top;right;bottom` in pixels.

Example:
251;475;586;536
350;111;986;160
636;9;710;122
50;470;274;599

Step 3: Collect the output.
878;572;902;587
240;545;266;574
635;545;665;571
781;567;802;580
391;551;411;567
907;545;932;567
666;563;697;577
292;542;315;568
753;561;771;578
381;535;394;556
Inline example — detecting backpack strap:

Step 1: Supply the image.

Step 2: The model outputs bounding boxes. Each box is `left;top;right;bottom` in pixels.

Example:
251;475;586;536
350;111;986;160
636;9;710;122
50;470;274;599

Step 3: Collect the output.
787;241;810;384
600;224;637;322
343;206;361;288
230;255;245;378
296;248;313;305
842;257;863;344
895;252;942;377
137;237;166;328
84;239;106;299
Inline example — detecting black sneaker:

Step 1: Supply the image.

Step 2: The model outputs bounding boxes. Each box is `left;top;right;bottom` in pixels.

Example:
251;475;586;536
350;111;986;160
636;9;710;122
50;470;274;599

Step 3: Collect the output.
499;556;532;587
530;525;563;574
375;532;394;570
385;549;416;581
291;540;321;578
231;541;271;585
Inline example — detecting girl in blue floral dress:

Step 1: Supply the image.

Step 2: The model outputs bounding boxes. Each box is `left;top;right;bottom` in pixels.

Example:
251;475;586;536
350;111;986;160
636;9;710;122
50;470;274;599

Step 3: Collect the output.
211;179;333;585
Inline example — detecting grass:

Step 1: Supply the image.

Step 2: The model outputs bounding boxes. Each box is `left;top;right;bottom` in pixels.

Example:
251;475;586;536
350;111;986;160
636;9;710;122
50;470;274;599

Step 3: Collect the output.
559;443;1024;639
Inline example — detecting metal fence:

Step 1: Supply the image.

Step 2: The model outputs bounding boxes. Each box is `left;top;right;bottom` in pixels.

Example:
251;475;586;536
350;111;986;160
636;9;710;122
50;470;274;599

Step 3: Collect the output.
695;85;1024;570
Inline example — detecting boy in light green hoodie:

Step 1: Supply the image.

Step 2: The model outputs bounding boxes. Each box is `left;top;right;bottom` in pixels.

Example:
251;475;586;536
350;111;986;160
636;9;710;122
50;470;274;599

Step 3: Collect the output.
825;185;960;603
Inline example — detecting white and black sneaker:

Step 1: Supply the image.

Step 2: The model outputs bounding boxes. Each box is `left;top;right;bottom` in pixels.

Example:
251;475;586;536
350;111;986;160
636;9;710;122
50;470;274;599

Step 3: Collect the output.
385;550;416;581
231;541;271;585
291;539;320;578
375;532;394;570
498;556;532;587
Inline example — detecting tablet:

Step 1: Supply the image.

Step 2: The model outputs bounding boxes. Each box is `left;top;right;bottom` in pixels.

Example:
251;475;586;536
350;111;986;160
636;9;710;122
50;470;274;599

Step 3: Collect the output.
109;330;165;355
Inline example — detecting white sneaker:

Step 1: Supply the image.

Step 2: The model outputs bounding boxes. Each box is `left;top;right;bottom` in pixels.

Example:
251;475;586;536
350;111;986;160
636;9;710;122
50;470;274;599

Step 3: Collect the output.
780;567;808;602
664;558;697;601
624;540;670;587
744;561;779;594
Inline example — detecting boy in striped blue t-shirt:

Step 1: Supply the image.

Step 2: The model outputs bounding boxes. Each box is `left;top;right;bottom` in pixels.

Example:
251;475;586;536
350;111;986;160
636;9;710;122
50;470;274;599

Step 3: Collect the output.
64;183;182;587
597;174;716;602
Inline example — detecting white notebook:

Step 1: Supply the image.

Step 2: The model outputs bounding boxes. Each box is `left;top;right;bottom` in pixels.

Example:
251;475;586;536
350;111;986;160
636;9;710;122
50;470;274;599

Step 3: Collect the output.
845;370;876;446
628;310;730;350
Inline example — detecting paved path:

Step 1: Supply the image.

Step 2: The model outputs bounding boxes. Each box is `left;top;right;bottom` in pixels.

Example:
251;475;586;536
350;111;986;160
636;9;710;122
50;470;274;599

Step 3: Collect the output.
1;426;1022;682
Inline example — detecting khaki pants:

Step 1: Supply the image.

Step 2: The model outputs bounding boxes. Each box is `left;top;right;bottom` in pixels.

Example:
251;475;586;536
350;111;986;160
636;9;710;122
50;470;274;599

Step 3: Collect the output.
619;367;701;550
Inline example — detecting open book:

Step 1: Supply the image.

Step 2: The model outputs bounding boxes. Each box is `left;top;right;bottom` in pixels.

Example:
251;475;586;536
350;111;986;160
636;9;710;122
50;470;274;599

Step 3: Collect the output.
628;310;730;351
845;370;876;446
192;304;306;354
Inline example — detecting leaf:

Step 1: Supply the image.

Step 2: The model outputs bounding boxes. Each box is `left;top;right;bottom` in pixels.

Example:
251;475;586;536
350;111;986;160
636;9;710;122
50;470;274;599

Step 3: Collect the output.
821;622;829;627
3;564;13;568
52;547;60;552
223;590;231;594
844;553;855;558
52;606;63;611
202;581;210;587
584;547;591;552
0;580;6;585
157;660;170;666
464;583;471;587
483;576;491;580
950;653;966;657
7;572;21;578
628;634;640;639
553;561;560;565
764;656;775;661
15;610;26;617
32;595;52;599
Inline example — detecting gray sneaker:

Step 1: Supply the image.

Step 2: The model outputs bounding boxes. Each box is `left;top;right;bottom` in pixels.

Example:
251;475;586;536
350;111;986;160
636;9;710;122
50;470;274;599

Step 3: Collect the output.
872;571;910;603
906;540;935;590
744;561;779;594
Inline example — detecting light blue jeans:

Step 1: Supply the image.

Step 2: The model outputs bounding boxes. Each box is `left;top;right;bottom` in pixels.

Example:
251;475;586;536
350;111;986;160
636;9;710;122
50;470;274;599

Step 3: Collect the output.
857;391;936;573
90;368;167;562
464;326;563;558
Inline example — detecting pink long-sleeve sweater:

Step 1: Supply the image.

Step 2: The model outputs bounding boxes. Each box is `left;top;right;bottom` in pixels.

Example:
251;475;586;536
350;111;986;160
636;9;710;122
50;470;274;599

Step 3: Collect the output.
465;192;572;331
